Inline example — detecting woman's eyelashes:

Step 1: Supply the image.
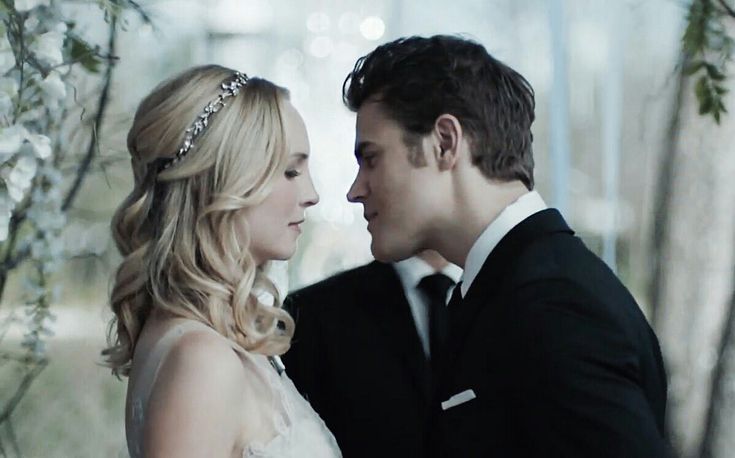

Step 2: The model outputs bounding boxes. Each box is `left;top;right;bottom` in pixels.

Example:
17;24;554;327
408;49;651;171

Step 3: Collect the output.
285;154;308;179
285;168;301;179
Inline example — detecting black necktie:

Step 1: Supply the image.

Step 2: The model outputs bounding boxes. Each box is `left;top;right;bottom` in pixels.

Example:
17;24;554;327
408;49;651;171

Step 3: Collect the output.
418;273;455;360
447;280;463;310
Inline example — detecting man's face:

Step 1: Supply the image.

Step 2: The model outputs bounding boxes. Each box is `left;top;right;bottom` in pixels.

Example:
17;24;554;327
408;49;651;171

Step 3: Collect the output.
347;101;441;262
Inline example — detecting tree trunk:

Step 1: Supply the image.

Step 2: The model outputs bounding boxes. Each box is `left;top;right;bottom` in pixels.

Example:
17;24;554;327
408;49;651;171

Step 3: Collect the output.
654;67;735;457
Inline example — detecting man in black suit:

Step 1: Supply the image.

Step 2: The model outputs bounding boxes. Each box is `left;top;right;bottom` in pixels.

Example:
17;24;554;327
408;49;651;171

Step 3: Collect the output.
283;251;461;458
340;35;669;457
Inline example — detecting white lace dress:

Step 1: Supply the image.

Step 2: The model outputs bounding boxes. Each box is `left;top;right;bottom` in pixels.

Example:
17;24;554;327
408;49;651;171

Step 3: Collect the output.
126;320;342;458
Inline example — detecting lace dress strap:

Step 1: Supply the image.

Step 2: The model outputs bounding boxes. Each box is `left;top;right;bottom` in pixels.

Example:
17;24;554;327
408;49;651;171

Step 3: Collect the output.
128;320;218;457
132;321;211;408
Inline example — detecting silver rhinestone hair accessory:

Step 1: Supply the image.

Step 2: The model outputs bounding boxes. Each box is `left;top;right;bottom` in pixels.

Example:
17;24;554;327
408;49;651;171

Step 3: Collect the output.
157;71;249;172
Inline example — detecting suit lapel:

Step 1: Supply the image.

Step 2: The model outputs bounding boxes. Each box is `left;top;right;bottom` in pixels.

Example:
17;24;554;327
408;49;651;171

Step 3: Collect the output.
358;261;433;401
443;209;574;379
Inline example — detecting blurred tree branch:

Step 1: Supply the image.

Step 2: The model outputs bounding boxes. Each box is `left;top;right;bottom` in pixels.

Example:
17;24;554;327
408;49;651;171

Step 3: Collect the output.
715;0;735;18
61;16;117;212
700;284;735;457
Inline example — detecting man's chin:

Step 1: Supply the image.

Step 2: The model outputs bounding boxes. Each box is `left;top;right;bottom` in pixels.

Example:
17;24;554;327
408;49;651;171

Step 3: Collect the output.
370;239;415;263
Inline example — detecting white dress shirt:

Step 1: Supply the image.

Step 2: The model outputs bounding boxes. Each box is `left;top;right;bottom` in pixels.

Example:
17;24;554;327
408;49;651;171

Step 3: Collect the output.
393;257;463;357
460;190;548;297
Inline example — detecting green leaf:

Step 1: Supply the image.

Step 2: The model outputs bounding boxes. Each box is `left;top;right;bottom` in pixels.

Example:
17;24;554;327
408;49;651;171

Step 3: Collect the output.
682;0;711;53
695;75;708;100
699;98;712;115
684;60;706;75
699;87;713;114
68;35;100;73
705;63;726;81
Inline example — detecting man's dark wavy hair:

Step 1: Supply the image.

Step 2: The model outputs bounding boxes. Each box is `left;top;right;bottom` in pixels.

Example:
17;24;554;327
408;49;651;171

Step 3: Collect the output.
342;35;536;189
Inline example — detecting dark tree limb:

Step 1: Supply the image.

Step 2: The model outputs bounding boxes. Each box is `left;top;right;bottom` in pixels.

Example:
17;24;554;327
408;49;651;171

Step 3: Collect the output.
61;14;118;212
649;54;689;327
0;359;48;425
0;207;28;307
5;420;18;458
698;267;735;457
715;0;735;19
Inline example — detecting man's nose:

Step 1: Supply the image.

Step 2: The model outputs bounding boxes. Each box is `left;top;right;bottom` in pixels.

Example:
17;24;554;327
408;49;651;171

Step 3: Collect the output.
347;173;366;203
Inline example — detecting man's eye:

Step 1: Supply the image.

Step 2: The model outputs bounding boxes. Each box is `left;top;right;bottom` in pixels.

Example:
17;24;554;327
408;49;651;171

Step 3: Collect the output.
361;155;376;167
285;169;301;178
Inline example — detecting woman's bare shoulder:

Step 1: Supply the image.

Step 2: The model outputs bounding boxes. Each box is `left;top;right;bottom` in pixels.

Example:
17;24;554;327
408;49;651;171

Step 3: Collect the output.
142;328;247;457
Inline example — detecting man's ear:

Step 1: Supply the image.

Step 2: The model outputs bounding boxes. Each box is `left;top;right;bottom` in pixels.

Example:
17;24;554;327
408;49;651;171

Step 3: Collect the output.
433;114;463;170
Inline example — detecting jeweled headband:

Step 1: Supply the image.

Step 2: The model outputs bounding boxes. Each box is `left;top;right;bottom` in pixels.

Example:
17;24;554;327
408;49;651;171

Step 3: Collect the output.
156;71;249;172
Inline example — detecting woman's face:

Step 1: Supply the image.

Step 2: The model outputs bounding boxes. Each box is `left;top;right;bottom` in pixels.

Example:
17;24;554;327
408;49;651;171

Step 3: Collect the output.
245;101;319;265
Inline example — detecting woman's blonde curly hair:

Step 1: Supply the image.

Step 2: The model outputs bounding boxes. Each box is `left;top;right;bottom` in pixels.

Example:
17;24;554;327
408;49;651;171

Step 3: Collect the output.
103;65;295;377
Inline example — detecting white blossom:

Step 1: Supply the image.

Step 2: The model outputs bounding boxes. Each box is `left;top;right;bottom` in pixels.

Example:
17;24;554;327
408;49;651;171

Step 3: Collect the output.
0;25;16;75
28;134;52;159
39;70;66;111
41;166;63;186
0;191;13;241
0;92;12;118
29;25;66;66
8;184;23;202
30;238;46;259
8;154;37;201
27;203;65;231
46;235;65;259
0;76;17;93
24;16;40;32
41;70;66;103
31;184;61;206
16;106;44;124
0;124;29;163
14;0;51;12
63;221;109;256
21;277;45;301
0;76;18;117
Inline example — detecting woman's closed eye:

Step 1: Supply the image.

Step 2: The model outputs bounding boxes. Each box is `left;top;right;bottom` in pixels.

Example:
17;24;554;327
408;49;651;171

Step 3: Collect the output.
285;168;301;179
286;153;309;179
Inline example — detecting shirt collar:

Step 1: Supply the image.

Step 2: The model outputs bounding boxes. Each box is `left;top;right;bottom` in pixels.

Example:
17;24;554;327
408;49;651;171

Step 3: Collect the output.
394;256;463;291
460;190;547;297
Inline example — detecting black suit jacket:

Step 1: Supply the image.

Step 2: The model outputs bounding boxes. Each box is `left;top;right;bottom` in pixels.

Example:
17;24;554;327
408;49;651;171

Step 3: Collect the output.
434;209;669;457
283;261;432;458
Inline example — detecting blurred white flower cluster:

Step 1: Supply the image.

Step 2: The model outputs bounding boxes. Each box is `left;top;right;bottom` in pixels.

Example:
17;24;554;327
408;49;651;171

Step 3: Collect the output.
0;0;114;361
0;2;72;243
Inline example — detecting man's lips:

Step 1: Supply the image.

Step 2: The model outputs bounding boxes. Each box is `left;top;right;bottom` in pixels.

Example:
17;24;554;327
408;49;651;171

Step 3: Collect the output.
364;212;377;222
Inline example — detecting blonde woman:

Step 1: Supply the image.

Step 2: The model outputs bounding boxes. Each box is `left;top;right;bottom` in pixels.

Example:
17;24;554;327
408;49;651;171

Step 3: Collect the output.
103;65;340;457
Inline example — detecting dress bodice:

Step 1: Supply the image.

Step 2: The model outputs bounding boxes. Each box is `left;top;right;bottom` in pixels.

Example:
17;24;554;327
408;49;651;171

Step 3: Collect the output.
126;320;341;458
